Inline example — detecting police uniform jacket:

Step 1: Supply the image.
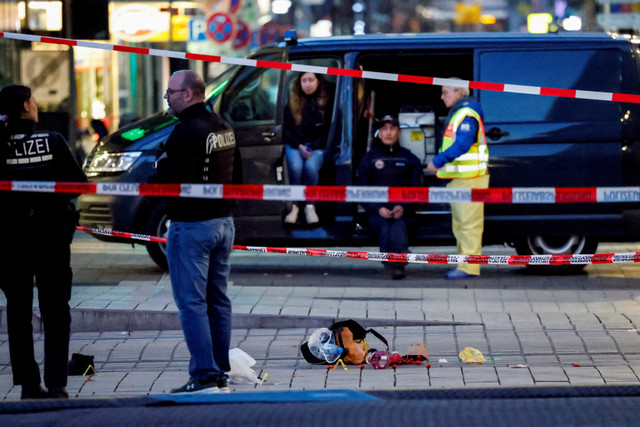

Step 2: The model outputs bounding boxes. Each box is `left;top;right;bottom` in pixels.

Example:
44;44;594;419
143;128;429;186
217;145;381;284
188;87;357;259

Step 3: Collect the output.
0;119;87;213
356;140;422;216
152;103;239;222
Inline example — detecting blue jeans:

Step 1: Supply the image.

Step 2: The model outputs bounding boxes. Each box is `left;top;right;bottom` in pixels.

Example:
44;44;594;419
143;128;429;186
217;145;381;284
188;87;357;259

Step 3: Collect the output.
285;144;324;187
166;217;235;381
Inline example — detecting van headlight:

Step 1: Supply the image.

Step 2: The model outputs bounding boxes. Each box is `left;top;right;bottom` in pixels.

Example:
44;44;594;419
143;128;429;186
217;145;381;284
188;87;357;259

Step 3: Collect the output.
85;152;142;174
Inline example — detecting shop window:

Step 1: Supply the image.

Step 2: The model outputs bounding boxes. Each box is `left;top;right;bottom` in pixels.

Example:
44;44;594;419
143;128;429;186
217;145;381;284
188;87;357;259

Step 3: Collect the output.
19;1;63;31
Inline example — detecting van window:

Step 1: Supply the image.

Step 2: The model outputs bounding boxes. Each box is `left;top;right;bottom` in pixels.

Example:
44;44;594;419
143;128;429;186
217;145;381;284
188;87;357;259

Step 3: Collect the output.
223;62;280;124
479;50;622;123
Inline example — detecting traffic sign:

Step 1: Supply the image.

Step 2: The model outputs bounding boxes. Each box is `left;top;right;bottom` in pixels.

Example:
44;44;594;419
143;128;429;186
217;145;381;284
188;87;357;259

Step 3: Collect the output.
228;0;242;14
232;19;251;50
206;12;237;44
258;23;281;46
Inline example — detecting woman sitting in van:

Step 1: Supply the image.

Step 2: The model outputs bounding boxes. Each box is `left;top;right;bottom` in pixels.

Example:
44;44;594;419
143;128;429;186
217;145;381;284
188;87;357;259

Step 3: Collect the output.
283;72;332;225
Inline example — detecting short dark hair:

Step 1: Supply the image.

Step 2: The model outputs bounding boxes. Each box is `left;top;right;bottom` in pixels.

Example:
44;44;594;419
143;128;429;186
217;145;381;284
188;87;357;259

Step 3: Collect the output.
0;85;31;120
176;70;205;99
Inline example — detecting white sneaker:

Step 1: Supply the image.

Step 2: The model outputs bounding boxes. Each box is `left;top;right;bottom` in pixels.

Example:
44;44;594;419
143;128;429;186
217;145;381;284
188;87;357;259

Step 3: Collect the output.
304;204;319;224
284;205;299;224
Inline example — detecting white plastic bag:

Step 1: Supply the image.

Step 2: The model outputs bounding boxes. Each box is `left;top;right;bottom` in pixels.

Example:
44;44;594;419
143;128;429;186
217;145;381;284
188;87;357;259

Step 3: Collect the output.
228;348;260;384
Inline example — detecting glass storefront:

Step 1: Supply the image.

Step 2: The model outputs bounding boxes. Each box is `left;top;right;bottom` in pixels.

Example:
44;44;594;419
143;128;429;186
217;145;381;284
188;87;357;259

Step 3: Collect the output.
0;0;623;161
0;1;21;89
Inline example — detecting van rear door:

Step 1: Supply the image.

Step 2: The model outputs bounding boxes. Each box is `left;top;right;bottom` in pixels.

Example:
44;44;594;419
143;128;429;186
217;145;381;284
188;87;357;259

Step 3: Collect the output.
477;47;624;238
477;48;623;187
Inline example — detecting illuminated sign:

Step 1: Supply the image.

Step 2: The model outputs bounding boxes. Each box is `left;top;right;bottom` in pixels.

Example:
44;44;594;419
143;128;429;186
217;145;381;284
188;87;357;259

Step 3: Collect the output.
111;4;164;42
527;13;553;33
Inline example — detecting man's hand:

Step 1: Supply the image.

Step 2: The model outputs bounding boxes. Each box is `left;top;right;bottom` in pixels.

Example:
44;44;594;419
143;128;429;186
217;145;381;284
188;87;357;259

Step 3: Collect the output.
427;161;438;174
298;144;312;159
378;207;393;218
379;206;404;219
391;205;404;219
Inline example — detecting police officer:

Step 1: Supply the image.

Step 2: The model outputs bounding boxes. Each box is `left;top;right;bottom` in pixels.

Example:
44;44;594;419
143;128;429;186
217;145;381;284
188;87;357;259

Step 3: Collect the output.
427;81;490;280
356;115;422;280
152;70;240;394
0;85;87;399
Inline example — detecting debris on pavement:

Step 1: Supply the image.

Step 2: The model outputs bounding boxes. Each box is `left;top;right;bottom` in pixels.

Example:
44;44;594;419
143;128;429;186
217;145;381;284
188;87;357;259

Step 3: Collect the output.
229;348;260;384
459;347;485;364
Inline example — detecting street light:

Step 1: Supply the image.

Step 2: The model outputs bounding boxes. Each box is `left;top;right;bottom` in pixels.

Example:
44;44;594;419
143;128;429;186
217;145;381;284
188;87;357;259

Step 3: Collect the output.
272;0;292;14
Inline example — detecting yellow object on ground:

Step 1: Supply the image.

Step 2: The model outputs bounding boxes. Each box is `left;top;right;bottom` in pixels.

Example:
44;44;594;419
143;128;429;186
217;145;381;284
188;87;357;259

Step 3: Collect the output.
459;347;485;364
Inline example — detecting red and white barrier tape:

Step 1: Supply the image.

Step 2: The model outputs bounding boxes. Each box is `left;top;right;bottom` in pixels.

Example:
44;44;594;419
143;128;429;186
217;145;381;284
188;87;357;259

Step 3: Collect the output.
3;181;640;204
77;226;640;265
77;226;167;243
1;31;639;104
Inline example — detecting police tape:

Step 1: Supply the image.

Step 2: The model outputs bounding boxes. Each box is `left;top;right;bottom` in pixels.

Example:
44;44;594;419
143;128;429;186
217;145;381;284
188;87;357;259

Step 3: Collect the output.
76;226;640;265
4;181;640;203
1;31;638;105
77;226;167;243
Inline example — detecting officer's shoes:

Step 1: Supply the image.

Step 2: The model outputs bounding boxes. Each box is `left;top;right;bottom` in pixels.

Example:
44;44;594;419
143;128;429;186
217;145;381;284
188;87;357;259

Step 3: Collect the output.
446;269;478;280
391;265;406;280
48;386;69;399
382;261;395;270
21;384;48;400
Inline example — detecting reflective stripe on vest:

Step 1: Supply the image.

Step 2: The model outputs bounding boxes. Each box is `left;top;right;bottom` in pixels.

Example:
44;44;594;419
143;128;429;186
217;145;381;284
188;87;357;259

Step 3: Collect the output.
437;107;489;179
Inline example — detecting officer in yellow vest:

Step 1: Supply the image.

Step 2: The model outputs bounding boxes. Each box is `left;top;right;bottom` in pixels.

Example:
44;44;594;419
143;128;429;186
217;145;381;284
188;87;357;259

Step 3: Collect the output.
427;81;489;279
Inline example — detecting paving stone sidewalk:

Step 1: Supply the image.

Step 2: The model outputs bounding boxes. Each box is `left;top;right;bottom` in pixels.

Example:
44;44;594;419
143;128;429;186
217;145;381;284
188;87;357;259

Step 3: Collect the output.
0;239;640;400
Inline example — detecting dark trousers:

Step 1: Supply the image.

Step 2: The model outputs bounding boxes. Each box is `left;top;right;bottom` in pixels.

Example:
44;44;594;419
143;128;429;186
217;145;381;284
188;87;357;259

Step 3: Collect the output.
366;213;413;254
0;209;75;388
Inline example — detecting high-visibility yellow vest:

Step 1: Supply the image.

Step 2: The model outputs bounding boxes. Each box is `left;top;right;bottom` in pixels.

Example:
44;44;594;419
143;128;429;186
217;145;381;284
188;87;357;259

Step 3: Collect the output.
437;107;489;179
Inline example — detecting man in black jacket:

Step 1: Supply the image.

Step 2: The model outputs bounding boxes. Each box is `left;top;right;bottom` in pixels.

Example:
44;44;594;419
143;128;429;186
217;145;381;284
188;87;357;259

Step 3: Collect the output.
0;84;87;399
153;70;238;394
356;115;422;279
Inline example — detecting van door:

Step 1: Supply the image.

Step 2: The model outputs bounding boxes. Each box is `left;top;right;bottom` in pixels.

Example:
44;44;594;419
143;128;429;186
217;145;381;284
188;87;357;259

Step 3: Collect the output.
477;48;623;188
219;51;286;224
477;48;624;241
353;50;474;241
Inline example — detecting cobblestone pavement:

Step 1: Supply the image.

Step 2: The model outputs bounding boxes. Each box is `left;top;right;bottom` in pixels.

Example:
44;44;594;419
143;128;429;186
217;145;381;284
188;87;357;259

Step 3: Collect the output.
0;235;639;400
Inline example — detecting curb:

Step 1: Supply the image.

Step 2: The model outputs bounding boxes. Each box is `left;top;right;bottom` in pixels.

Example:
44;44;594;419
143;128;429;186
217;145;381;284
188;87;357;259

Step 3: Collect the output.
0;307;482;333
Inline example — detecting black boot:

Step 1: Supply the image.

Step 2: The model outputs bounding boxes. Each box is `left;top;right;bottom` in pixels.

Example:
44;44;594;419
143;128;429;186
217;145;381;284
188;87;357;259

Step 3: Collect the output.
21;384;48;399
48;386;69;399
391;265;406;280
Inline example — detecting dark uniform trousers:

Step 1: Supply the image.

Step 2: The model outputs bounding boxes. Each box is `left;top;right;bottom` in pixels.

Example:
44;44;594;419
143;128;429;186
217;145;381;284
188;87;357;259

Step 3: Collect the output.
365;213;415;254
0;205;76;387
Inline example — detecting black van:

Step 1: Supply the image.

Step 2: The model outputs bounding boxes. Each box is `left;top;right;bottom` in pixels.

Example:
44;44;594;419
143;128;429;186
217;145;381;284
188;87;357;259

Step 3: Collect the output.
78;32;640;269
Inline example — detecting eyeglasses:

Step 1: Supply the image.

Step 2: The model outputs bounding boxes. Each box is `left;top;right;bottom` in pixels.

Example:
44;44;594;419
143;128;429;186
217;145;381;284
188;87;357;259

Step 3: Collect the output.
164;88;188;96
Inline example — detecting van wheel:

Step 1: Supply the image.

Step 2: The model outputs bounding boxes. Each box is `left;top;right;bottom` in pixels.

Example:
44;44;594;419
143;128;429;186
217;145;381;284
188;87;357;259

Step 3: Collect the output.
144;203;170;271
514;235;598;272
